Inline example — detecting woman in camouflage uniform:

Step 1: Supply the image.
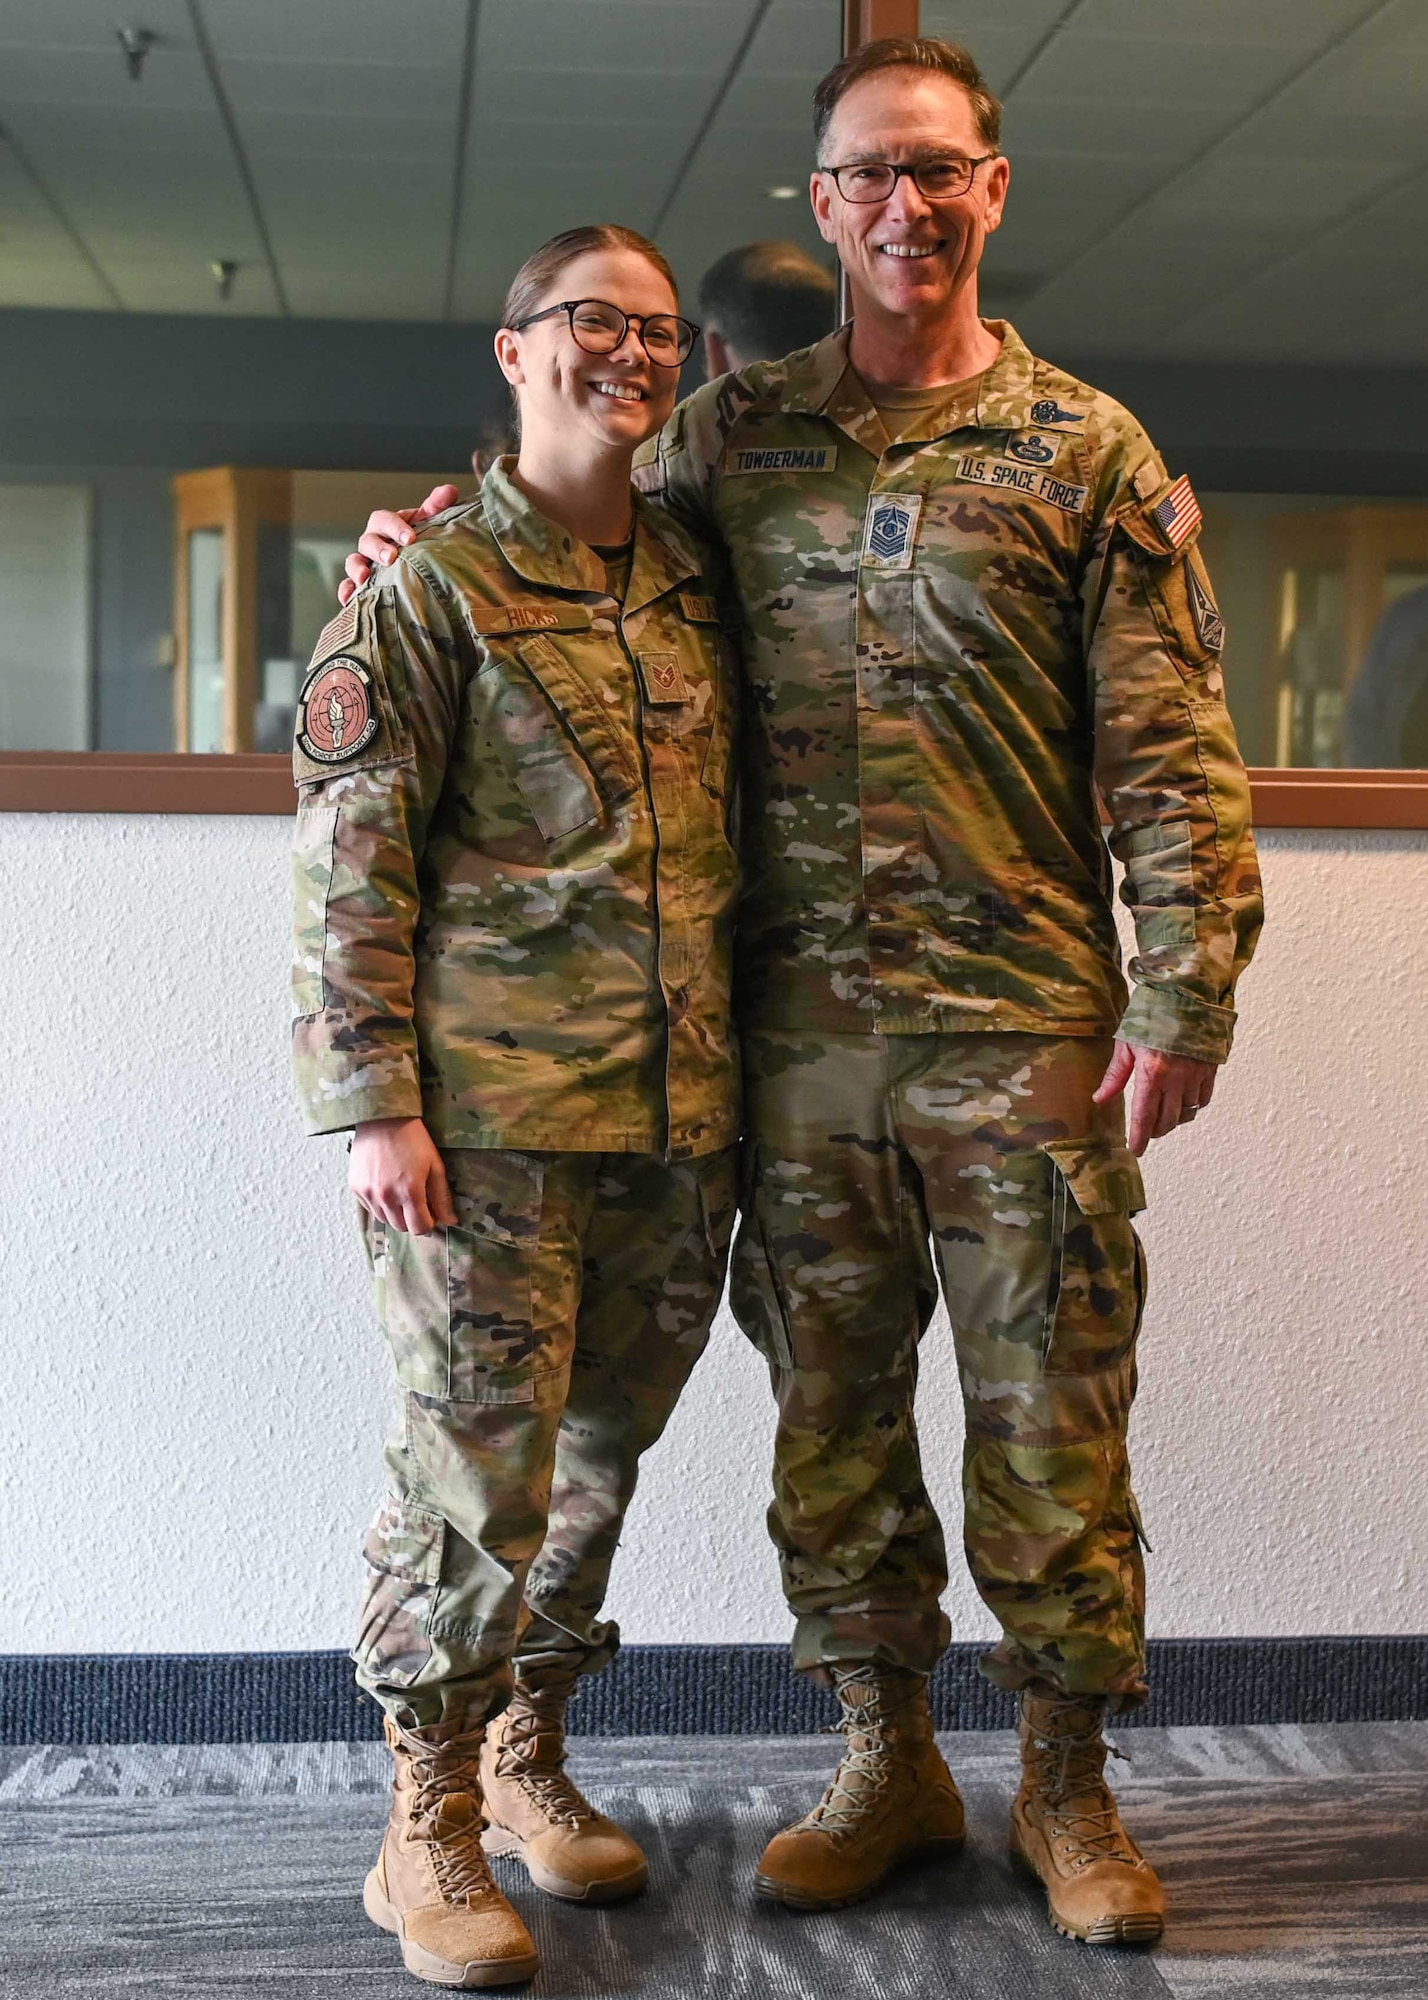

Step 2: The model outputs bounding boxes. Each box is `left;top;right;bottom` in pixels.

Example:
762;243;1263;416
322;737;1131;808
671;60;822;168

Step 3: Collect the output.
291;226;738;1989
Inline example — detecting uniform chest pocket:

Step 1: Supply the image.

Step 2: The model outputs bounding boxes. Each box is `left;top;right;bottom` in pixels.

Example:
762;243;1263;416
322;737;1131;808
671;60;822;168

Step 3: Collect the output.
485;637;641;843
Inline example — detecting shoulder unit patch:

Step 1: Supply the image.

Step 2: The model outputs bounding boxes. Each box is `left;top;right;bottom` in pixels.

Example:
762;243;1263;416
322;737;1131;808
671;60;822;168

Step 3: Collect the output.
297;655;379;764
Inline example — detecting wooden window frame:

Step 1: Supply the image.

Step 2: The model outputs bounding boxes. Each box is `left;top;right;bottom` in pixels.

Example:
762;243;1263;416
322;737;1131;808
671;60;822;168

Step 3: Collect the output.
4;0;1424;831
2;754;1425;827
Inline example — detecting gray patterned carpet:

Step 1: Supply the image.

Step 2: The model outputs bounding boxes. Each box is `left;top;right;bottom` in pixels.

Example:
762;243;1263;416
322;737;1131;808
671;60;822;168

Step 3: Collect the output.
2;1725;1426;1998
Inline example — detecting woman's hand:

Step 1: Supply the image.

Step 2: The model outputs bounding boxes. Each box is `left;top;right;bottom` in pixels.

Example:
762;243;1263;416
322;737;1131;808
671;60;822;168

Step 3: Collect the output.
350;1117;457;1235
338;486;461;605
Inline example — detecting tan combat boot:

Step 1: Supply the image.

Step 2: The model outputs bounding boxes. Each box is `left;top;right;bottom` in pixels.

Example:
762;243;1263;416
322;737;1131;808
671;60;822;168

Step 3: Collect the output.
364;1715;541;1988
754;1664;966;1909
479;1665;649;1904
1010;1693;1165;1946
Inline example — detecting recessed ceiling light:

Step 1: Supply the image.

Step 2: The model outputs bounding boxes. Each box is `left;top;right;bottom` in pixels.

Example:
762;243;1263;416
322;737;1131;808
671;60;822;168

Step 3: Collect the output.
767;184;799;200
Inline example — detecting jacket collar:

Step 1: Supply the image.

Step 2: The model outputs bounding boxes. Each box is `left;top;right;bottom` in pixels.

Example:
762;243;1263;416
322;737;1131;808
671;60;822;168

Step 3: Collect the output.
482;457;699;610
780;318;1042;446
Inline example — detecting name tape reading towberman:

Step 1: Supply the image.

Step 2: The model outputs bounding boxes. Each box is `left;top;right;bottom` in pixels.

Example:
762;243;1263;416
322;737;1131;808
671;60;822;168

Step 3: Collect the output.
955;452;1089;514
723;446;838;475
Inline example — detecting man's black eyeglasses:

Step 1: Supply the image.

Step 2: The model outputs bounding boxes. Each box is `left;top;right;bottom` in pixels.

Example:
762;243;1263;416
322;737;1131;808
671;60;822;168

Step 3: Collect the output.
821;155;999;203
507;298;700;368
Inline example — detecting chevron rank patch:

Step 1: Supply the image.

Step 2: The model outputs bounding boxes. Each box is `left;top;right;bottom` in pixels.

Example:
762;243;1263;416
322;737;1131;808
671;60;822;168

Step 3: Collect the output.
1187;563;1225;654
861;492;923;569
636;651;691;704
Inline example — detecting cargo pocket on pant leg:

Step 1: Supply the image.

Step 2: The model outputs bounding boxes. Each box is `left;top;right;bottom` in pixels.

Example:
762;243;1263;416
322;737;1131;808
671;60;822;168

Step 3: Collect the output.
1039;1140;1147;1376
729;1145;796;1372
377;1151;547;1403
444;1151;548;1404
354;1493;445;1688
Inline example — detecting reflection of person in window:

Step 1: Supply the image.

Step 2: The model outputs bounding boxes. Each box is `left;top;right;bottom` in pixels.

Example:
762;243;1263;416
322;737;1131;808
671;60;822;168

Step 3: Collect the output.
697;240;837;377
1345;583;1428;767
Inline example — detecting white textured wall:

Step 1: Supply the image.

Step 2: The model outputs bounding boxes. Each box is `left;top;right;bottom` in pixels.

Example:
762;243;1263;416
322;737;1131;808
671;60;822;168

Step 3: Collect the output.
3;817;1425;1654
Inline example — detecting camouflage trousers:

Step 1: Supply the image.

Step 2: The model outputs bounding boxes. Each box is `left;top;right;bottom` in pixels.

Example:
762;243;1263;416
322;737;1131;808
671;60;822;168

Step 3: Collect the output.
354;1144;737;1728
731;1031;1150;1710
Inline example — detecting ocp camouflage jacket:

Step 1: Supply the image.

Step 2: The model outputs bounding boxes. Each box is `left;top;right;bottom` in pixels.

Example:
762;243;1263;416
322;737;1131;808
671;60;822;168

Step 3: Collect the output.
636;321;1262;1064
291;459;738;1156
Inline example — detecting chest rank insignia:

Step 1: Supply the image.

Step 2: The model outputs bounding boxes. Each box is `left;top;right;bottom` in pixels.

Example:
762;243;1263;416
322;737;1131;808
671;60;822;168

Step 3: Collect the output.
862;492;923;569
636;650;691;704
1030;397;1084;427
1186;563;1225;654
297;654;379;763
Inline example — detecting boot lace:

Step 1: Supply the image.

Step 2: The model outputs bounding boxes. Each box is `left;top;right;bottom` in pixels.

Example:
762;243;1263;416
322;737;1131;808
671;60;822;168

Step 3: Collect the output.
393;1722;500;1902
492;1675;593;1830
1026;1712;1136;1872
804;1669;922;1841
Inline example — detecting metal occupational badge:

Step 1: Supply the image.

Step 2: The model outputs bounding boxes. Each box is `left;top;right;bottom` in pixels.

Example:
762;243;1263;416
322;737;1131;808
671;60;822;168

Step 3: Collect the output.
297;655;379;763
861;492;923;569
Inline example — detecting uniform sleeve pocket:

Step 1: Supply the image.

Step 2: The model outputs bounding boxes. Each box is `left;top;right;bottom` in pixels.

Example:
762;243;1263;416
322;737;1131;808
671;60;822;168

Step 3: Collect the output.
291;802;339;1016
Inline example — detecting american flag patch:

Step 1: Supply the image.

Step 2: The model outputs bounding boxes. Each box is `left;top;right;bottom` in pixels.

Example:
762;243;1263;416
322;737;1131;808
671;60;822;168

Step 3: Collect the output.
1152;475;1202;549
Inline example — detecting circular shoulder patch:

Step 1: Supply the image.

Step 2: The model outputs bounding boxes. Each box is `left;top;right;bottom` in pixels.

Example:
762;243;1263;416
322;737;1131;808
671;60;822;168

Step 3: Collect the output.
298;656;379;763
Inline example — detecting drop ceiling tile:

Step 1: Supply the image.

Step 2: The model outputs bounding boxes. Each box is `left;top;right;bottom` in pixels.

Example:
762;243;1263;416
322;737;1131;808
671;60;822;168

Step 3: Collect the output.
746;0;841;74
281;267;445;321
476;0;754;77
1215;102;1426;165
1071;0;1372;45
463;116;687;173
0;259;114;309
239;112;447;163
468;68;709;127
7;101;226;152
0;43;213;110
0;0;192;53
1154;152;1403;221
97;257;282;315
199;0;471;65
1001;98;1216;159
218;56;463;121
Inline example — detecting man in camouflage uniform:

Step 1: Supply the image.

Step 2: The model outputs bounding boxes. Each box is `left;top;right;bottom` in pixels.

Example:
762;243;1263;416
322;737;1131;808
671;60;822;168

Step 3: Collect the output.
348;34;1262;1952
295;451;739;1982
634;37;1262;1942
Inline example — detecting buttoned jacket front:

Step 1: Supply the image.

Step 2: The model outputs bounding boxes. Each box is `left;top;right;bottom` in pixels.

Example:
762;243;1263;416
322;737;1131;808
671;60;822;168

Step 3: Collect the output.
638;322;1262;1064
291;460;738;1158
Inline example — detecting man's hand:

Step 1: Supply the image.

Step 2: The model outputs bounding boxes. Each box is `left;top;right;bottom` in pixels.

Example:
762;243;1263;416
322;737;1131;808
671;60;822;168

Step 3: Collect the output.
337;484;461;605
350;1116;457;1235
1093;1040;1218;1157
